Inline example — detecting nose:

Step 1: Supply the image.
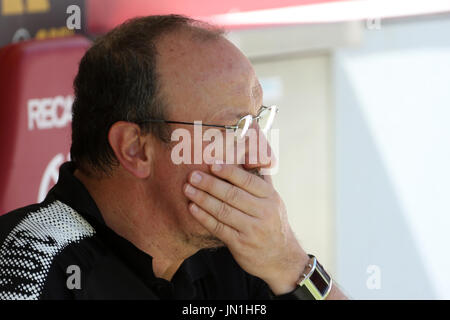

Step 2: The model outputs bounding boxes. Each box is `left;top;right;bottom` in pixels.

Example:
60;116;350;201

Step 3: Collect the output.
241;124;277;172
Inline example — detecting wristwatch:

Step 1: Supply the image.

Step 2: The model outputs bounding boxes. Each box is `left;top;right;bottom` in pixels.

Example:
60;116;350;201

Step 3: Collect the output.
274;254;333;300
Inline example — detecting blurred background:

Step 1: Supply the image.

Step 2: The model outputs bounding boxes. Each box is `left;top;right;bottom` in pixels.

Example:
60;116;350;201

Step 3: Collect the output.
1;0;450;299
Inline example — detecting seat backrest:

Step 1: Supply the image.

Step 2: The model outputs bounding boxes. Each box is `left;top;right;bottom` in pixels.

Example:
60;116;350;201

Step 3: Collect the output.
0;36;91;214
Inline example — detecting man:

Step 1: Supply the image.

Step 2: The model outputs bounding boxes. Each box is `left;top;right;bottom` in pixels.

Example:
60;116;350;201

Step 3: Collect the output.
0;15;347;300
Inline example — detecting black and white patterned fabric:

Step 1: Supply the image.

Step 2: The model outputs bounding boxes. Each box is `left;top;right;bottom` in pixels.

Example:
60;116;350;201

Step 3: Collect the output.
0;201;95;300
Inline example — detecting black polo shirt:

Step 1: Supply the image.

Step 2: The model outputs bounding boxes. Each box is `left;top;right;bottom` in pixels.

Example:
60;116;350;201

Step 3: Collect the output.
0;162;279;300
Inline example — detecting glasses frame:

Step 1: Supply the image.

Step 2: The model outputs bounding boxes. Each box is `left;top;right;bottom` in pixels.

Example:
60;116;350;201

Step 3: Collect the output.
135;105;279;138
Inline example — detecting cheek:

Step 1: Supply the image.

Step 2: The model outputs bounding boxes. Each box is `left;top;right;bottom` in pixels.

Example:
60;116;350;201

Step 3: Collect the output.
152;147;215;234
201;132;240;165
153;153;185;191
153;148;208;200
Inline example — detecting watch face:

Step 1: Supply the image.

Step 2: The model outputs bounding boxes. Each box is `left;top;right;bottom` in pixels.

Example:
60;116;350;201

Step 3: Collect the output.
310;269;329;296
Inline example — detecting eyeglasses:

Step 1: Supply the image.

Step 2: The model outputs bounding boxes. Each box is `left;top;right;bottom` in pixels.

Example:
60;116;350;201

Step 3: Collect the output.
136;105;279;138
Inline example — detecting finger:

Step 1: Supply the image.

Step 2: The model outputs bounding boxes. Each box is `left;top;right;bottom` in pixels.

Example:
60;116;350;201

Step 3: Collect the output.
188;171;261;216
188;201;239;244
184;183;254;231
209;164;272;198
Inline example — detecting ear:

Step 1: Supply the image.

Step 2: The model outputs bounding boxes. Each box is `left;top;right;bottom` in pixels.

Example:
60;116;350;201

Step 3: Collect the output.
108;121;152;179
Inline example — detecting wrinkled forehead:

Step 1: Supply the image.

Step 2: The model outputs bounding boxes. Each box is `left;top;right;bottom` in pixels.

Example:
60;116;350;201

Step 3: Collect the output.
156;31;262;120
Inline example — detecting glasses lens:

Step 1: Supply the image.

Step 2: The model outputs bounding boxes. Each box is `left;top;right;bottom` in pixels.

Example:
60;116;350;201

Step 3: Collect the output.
257;106;277;134
235;115;252;138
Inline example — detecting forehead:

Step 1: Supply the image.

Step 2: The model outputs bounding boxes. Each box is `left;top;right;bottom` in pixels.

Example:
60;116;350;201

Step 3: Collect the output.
156;31;262;120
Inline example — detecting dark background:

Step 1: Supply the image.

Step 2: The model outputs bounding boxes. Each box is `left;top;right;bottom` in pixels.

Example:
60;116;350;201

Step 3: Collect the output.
0;0;86;48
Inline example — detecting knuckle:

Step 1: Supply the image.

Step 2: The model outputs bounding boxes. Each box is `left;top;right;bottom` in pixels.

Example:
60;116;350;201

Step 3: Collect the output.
267;187;277;198
272;195;282;208
225;185;239;203
236;231;250;246
217;201;231;220
242;173;255;189
267;190;282;206
213;221;224;235
233;230;244;246
275;193;285;209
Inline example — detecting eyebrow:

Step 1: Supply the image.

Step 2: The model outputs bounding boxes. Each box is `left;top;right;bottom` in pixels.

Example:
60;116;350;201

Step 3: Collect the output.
225;83;263;120
252;83;263;100
234;111;250;120
232;105;264;121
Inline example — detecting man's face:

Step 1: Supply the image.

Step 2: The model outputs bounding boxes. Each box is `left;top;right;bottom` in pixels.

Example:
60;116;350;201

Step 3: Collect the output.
147;31;271;250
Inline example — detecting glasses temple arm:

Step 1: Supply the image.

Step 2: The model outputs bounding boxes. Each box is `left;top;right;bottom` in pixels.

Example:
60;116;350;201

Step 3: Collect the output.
137;119;237;130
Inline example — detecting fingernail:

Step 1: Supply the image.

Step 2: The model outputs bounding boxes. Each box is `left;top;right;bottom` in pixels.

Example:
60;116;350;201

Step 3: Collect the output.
185;184;196;195
190;172;202;184
211;164;222;172
190;203;198;212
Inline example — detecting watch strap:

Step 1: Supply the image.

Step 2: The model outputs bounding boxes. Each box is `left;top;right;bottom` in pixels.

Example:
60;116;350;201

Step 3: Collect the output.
271;284;316;300
271;254;332;300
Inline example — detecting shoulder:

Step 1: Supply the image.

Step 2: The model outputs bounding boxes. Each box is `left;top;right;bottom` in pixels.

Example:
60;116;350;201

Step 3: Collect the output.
0;200;96;300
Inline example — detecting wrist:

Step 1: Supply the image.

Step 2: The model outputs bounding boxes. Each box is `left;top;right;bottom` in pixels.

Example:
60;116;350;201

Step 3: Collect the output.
265;252;310;296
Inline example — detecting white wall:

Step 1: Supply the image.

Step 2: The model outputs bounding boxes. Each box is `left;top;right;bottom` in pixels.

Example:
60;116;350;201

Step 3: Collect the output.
334;16;450;299
253;55;335;276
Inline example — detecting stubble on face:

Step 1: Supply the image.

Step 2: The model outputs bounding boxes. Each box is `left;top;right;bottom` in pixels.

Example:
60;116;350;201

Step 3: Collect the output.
184;232;226;250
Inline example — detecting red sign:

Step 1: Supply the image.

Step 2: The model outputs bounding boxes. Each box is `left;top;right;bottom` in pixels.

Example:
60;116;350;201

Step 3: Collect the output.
87;0;345;34
0;36;90;214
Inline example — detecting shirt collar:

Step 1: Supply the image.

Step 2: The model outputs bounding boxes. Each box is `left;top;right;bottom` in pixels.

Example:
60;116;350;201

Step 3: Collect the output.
49;161;106;227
